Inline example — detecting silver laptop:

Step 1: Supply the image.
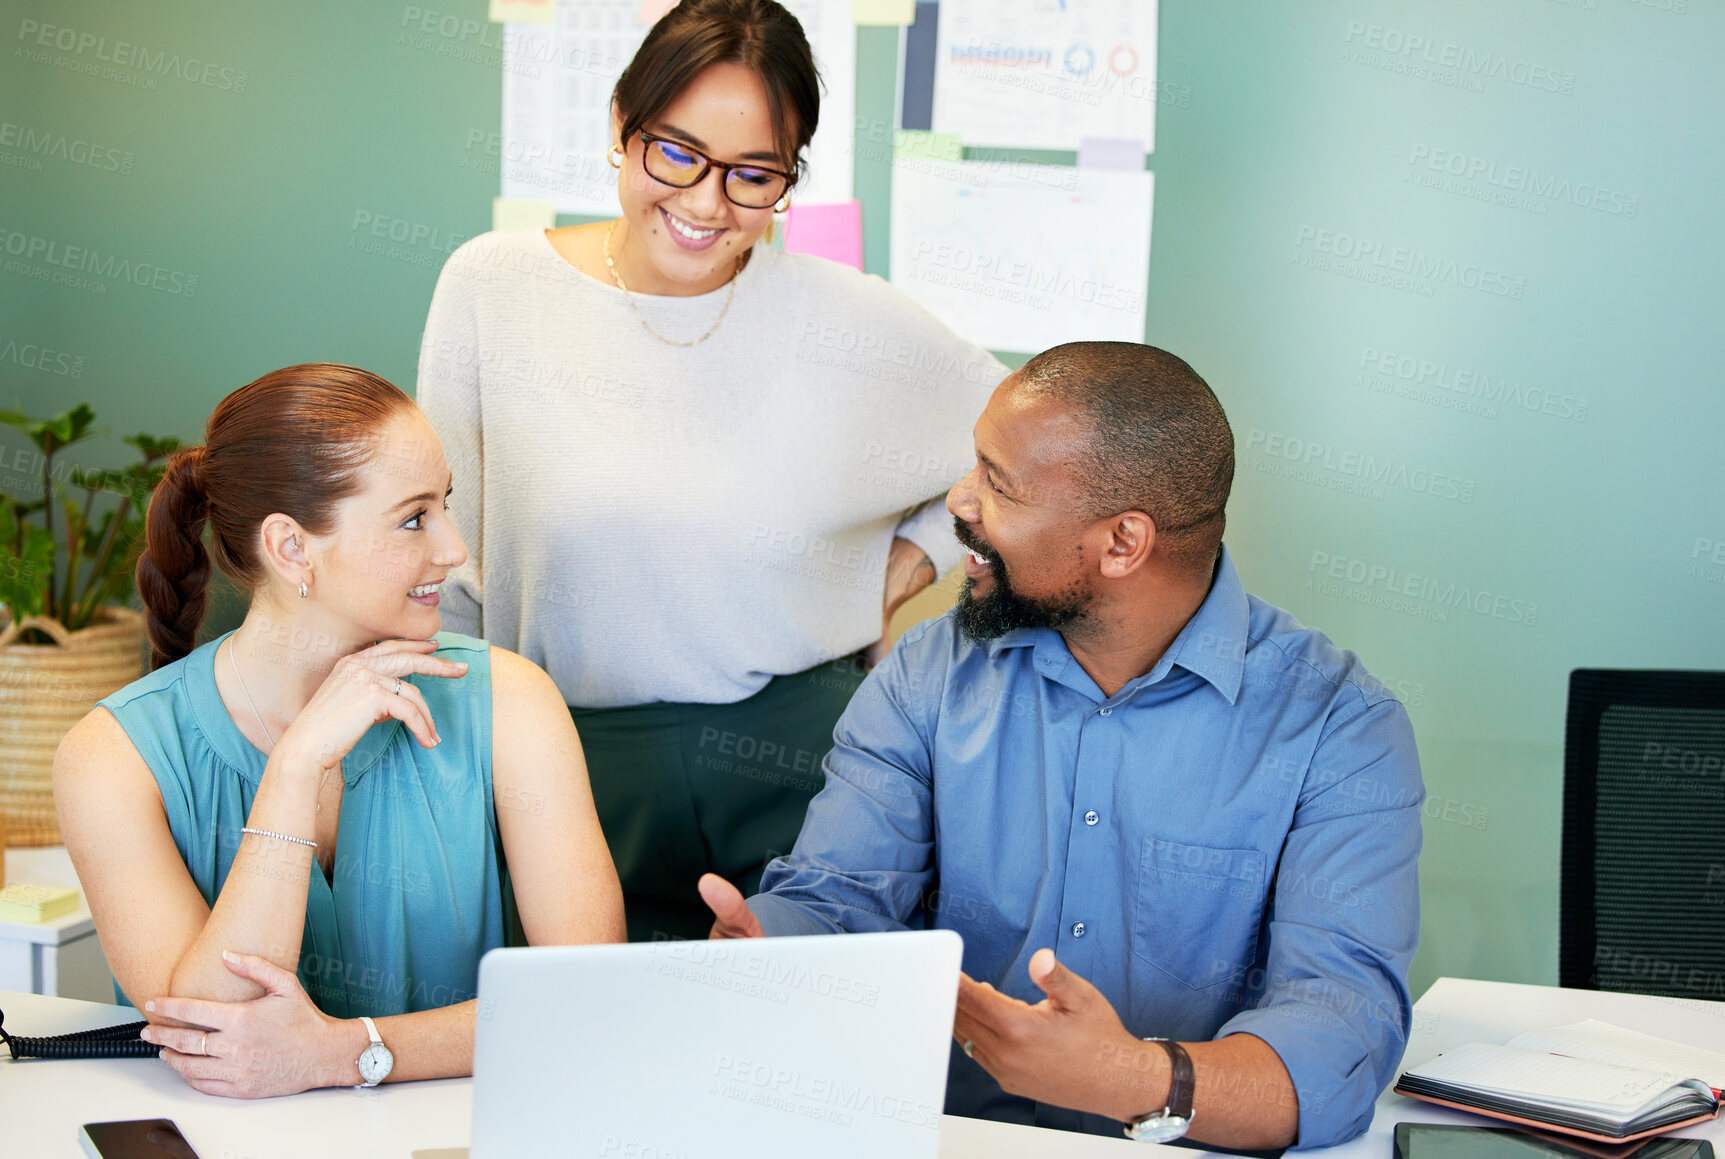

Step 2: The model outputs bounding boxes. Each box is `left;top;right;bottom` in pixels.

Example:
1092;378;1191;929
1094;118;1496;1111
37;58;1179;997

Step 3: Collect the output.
467;931;964;1159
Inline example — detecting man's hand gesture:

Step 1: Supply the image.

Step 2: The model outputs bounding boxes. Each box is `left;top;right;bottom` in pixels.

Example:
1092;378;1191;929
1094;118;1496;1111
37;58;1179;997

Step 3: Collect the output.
953;947;1155;1123
697;873;765;940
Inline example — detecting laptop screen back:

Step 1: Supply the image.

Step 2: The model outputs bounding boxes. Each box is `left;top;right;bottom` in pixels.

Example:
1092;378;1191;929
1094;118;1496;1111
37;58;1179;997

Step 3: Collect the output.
472;930;964;1159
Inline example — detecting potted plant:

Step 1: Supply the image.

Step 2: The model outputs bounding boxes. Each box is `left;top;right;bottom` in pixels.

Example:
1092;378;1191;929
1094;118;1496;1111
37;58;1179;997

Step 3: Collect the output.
0;402;177;845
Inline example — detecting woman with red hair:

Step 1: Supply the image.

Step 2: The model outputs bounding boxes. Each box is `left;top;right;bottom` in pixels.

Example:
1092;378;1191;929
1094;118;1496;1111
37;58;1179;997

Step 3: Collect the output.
54;363;622;1097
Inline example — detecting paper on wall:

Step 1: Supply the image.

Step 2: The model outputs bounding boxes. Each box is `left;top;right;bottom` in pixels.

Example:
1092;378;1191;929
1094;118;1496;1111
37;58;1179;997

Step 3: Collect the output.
490;0;555;24
893;129;961;161
500;0;855;217
889;157;1152;353
932;0;1157;152
1076;136;1145;170
852;0;916;24
492;197;558;231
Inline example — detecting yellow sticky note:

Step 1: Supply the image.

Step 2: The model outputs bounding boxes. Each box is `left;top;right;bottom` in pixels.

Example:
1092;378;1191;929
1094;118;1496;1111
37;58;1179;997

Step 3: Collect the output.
852;0;916;24
489;0;554;24
492;198;557;232
893;130;961;162
0;883;80;923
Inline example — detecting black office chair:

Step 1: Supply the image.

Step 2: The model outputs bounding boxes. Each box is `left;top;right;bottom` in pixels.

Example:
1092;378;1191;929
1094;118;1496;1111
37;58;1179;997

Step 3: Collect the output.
1559;669;1725;999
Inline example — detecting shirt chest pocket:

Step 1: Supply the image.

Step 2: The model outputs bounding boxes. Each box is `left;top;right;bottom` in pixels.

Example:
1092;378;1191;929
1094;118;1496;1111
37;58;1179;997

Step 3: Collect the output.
1132;836;1268;991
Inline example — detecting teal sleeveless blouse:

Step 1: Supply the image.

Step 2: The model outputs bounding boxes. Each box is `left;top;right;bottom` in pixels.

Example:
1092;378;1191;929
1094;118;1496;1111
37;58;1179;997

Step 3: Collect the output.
99;631;516;1017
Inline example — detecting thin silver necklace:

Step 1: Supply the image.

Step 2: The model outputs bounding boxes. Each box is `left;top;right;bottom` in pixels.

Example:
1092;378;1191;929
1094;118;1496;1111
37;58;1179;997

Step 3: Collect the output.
229;637;335;811
603;219;741;347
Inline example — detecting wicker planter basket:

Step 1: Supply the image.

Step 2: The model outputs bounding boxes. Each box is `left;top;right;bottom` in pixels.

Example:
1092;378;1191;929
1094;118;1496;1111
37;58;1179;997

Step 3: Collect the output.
0;607;147;846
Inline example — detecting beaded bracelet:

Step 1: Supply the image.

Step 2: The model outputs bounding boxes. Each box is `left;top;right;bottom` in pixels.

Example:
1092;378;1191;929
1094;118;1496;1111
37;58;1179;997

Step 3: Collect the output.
240;826;317;850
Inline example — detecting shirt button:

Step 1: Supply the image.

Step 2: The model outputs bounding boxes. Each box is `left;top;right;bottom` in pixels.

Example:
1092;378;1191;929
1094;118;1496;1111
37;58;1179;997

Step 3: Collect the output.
1084;810;1099;826
1071;922;1086;938
1098;707;1113;716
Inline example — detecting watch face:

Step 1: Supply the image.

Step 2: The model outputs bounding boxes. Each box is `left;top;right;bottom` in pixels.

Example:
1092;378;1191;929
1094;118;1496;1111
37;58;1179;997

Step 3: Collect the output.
358;1043;394;1085
1129;1115;1192;1144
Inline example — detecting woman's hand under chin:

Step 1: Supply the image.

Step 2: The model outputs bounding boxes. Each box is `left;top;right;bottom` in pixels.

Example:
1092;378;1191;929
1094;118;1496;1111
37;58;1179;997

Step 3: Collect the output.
270;637;469;773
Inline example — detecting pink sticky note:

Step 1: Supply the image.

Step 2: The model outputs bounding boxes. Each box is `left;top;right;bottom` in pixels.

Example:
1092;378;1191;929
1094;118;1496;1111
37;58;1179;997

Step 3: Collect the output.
782;200;863;271
637;0;680;24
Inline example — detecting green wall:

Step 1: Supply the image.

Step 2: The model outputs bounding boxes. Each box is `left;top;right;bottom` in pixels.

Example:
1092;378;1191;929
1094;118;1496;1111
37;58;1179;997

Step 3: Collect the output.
4;0;1721;997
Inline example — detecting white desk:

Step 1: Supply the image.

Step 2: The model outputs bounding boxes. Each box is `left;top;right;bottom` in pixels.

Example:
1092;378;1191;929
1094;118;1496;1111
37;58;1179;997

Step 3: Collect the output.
4;979;1722;1157
0;989;1139;1157
0;845;116;1002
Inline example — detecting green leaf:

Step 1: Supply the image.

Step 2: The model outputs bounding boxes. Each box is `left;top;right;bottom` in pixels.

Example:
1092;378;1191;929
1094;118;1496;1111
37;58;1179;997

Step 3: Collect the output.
70;465;132;498
0;526;52;618
45;403;97;450
4;402;98;455
125;433;181;462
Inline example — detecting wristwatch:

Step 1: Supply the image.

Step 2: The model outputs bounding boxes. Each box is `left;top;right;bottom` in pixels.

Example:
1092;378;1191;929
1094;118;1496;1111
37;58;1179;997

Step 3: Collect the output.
1124;1038;1195;1143
354;1015;394;1088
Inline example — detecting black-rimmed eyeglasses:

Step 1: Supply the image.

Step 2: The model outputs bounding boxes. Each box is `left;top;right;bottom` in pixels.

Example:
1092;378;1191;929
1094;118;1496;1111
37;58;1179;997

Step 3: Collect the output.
637;130;795;210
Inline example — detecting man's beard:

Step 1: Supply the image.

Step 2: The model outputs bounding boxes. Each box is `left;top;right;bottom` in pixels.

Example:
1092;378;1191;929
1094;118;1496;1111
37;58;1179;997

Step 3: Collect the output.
952;521;1094;641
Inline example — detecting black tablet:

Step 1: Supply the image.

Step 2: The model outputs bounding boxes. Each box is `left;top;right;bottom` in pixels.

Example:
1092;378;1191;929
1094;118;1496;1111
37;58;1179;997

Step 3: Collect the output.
1394;1123;1715;1159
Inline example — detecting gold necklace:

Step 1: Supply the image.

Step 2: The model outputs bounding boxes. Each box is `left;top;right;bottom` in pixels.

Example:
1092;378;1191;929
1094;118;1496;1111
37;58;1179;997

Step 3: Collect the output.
603;219;742;347
229;636;336;812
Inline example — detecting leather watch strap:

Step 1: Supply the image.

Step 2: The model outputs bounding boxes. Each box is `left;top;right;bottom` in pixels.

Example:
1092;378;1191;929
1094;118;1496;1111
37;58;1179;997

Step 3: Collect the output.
1152;1038;1195;1119
1125;1037;1197;1141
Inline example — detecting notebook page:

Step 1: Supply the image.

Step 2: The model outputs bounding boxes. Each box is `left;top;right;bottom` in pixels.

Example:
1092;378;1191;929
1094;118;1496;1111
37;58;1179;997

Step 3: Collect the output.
1508;1020;1725;1090
1403;1043;1691;1116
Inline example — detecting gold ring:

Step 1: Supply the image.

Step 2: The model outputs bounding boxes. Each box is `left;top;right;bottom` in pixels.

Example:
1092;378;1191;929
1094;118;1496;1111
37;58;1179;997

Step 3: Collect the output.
200;1031;209;1056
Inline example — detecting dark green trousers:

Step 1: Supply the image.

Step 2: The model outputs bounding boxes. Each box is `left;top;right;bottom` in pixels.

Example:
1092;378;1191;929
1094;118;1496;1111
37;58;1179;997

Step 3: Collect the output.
573;658;865;942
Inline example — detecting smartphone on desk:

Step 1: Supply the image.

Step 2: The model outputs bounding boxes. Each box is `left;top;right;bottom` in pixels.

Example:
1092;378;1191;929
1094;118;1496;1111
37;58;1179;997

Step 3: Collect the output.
80;1119;200;1159
1395;1123;1715;1159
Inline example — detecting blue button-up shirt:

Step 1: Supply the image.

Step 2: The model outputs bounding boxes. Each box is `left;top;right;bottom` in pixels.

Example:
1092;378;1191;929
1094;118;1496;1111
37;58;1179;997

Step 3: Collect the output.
750;550;1423;1148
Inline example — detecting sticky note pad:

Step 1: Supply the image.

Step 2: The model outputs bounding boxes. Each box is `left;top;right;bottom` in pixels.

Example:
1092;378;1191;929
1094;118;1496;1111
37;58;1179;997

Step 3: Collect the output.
893;130;962;162
489;0;554;23
853;0;916;24
783;201;863;270
0;883;80;923
493;198;557;232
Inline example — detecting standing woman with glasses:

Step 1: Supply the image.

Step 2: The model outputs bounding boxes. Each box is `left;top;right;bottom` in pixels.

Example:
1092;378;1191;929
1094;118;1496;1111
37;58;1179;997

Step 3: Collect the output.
417;0;1005;941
